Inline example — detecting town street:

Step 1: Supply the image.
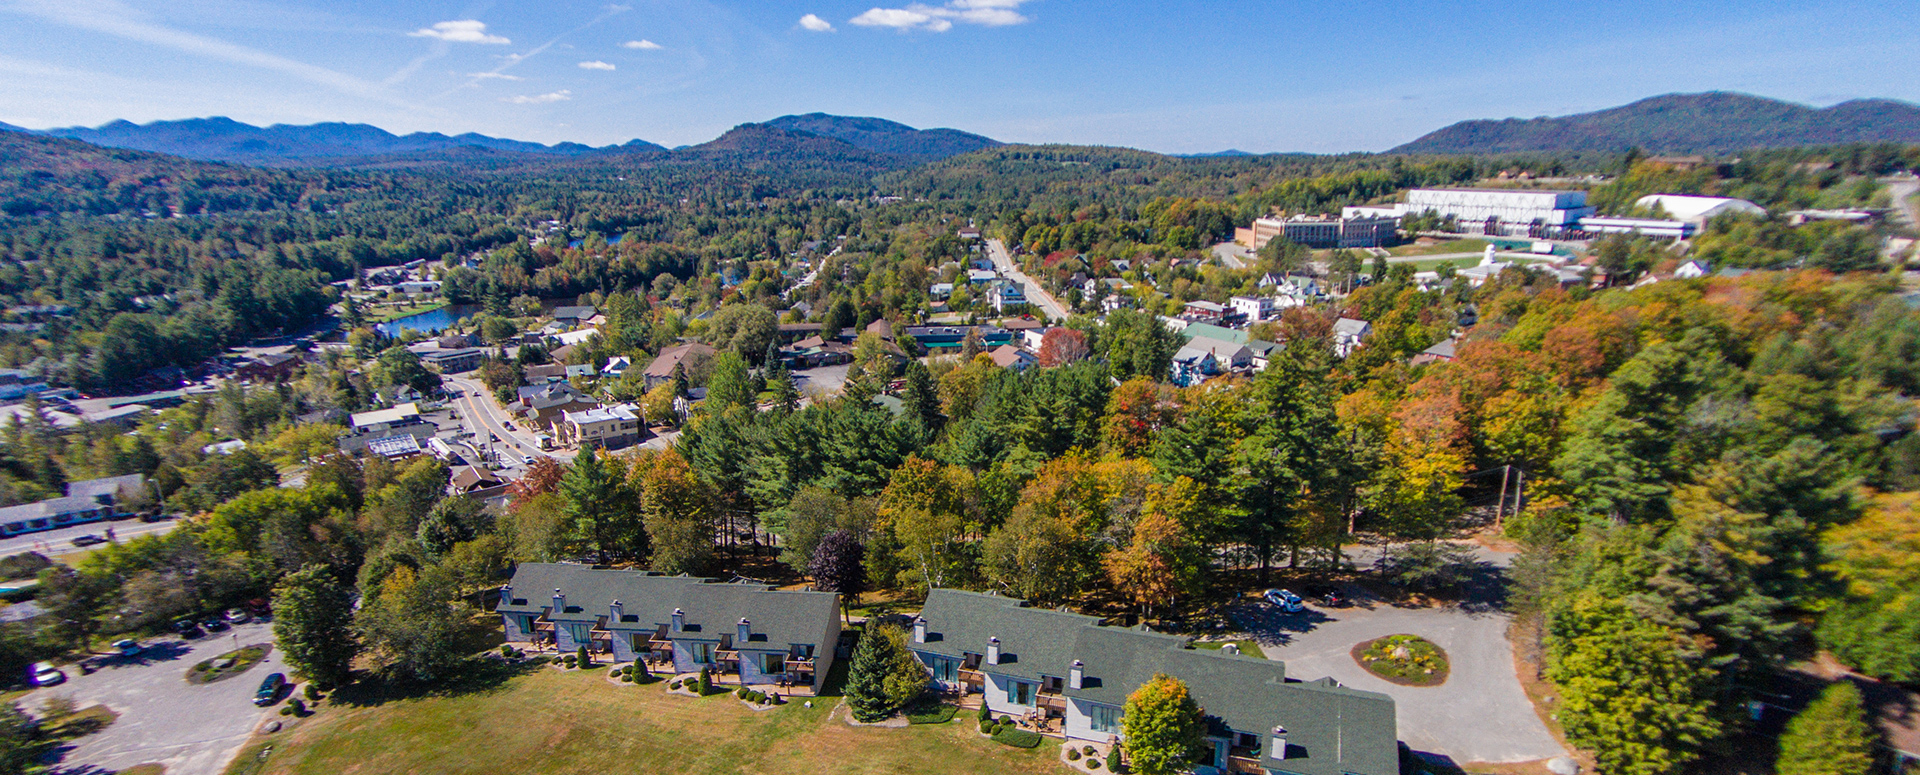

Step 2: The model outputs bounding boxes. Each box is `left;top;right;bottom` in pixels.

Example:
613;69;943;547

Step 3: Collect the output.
442;376;565;468
985;238;1070;322
0;518;179;559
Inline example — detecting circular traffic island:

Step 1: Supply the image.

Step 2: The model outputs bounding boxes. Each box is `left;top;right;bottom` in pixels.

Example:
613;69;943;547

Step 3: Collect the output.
1351;634;1449;687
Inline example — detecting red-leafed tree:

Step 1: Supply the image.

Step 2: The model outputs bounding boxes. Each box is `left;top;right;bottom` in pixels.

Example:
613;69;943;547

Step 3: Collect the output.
1036;327;1091;367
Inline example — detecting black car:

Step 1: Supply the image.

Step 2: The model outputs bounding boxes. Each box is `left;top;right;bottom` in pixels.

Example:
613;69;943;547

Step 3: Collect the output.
201;617;229;632
253;672;286;706
70;534;106;547
172;619;204;638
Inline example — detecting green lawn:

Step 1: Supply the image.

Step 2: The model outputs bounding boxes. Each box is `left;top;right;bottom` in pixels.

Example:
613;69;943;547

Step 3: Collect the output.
1384;238;1490;257
237;666;1063;775
1192;639;1267;660
1399;257;1481;272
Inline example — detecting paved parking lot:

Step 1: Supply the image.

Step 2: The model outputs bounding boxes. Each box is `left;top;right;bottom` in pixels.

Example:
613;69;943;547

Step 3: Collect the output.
26;621;289;775
1233;548;1565;767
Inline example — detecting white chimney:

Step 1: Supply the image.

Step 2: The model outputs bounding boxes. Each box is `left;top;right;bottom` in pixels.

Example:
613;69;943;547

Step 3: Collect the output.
610;599;623;620
671;608;685;632
738;618;752;644
987;637;1001;665
551;589;565;612
1270;726;1288;760
500;585;512;607
912;617;927;644
1069;660;1084;690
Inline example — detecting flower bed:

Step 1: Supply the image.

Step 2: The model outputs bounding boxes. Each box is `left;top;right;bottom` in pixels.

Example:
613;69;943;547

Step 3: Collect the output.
1351;634;1449;686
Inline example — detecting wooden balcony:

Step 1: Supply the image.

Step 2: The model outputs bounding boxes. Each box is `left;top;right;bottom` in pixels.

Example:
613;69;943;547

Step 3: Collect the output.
1035;691;1067;711
957;668;986;685
1226;752;1263;774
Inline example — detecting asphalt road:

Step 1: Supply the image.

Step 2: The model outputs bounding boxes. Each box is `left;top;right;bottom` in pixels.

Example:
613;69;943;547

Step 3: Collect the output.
1232;544;1564;767
0;518;180;560
27;621;290;775
443;377;569;468
985;238;1070;322
1211;242;1251;270
1883;175;1919;232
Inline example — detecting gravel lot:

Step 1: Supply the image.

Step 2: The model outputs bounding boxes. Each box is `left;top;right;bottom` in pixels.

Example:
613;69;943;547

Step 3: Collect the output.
26;621;290;775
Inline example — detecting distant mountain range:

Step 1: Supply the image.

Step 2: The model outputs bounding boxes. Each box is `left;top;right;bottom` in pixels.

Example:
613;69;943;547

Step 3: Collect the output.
1392;92;1920;155
0;113;1000;167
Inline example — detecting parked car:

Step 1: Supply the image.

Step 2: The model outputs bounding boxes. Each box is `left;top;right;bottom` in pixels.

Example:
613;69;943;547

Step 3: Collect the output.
201;617;229;633
253;672;286;706
69;534;106;547
1263;588;1304;613
224;608;251;624
30;661;64;687
1305;584;1347;608
520;454;536;465
111;639;142;657
172;619;203;638
139;512;177;524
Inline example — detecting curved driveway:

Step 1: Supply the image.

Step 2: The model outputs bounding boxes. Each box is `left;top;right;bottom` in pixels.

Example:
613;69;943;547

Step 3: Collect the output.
1234;546;1565;767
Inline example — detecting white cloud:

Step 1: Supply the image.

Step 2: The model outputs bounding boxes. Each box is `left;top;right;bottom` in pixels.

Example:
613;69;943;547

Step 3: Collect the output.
849;0;1031;32
466;72;525;81
798;14;835;32
504;90;571;104
409;20;510;44
578;60;617;70
621;39;663;49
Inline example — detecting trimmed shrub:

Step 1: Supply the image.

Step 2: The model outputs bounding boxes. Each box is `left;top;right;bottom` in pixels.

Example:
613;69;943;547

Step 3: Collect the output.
992;728;1043;749
576;646;590;666
998;715;1012;726
1083;746;1096;756
977;705;991;723
1105;746;1121;772
669;679;682;690
500;645;513;657
979;718;994;734
1088;757;1102;770
621;674;633;683
303;685;321;701
1067;748;1082;761
697;668;712;696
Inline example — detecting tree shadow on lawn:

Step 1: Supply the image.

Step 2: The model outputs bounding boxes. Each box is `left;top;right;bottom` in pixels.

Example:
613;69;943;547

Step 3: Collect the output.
326;657;541;710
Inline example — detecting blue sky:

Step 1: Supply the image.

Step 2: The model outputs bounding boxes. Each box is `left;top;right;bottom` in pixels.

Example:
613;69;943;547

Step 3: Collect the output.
0;0;1913;154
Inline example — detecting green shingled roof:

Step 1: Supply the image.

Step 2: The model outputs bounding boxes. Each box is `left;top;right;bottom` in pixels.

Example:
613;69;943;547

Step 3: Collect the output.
914;589;1397;775
499;563;838;650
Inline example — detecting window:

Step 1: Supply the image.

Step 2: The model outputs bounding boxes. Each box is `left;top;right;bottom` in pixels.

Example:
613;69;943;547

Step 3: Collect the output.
514;614;536;633
1010;680;1036;706
761;653;785;674
926;655;959;683
566;623;592;643
1089;704;1121;734
692;642;716;665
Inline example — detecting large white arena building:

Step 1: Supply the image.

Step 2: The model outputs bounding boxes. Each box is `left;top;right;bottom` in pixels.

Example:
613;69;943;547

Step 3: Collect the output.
1403;188;1596;237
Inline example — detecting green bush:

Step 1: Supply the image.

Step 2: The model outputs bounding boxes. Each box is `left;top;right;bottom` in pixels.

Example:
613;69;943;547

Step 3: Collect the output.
303;685;321;701
576;646;590;666
669;679;682;690
621;674;633;683
1083;746;1096;756
998;715;1012;726
697;668;712;696
1067;748;1082;761
979;718;994;734
1105;746;1121;772
500;645;513;657
991;728;1043;749
977;705;991;722
280;705;294;716
1088;757;1102;770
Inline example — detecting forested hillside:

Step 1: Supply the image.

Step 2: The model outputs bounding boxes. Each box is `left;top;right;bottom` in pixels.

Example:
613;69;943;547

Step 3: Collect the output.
1394;92;1920;154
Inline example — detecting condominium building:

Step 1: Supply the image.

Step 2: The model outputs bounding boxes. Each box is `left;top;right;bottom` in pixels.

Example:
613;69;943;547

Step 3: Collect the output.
1237;214;1398;250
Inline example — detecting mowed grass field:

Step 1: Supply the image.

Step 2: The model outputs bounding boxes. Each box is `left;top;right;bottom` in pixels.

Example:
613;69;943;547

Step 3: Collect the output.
237;666;1064;775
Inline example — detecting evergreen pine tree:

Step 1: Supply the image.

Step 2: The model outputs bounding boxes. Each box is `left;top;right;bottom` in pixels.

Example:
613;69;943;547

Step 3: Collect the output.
901;360;943;431
846;627;899;722
1776;682;1876;775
